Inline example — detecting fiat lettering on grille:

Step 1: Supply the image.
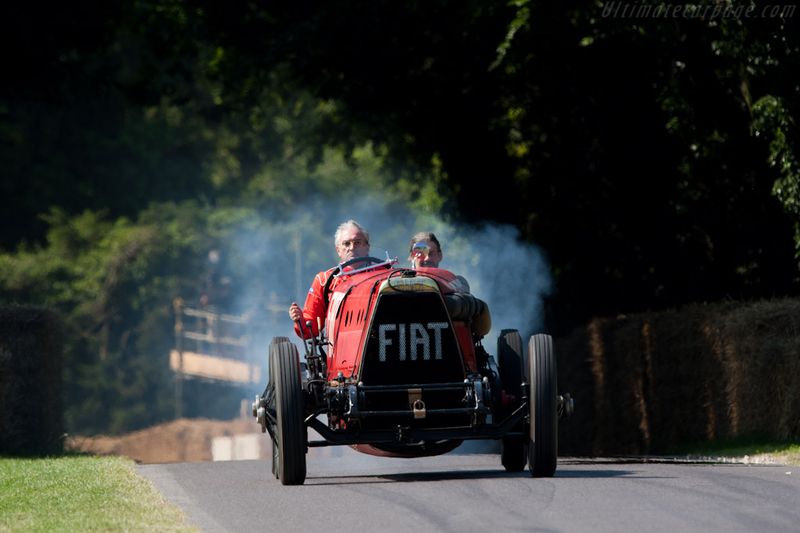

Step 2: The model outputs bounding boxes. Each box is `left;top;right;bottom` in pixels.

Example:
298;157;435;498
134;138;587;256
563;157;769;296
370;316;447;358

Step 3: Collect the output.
378;322;449;362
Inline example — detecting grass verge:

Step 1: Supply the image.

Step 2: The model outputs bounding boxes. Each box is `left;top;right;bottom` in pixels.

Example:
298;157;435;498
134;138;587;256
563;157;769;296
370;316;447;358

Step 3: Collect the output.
682;437;800;465
0;455;195;532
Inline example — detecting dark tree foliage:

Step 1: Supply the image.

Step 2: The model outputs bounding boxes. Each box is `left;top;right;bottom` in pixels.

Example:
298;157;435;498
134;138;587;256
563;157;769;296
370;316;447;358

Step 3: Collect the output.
0;3;215;248
189;1;800;329
2;0;799;332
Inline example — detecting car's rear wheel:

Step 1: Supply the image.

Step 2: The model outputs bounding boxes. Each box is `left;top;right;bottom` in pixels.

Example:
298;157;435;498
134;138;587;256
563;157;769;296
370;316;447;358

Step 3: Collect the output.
498;329;526;472
528;334;558;477
269;340;307;485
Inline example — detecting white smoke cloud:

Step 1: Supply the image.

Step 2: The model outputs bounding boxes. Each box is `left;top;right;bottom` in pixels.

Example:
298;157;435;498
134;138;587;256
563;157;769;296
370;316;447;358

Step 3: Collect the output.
427;223;553;342
221;192;552;362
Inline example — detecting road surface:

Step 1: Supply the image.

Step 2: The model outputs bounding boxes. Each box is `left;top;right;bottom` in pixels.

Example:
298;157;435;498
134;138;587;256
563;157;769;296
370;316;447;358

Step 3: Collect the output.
138;449;799;532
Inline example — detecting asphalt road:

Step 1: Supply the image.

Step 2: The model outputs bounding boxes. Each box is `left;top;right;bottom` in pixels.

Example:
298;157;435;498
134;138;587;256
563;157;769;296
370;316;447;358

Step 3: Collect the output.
138;448;799;533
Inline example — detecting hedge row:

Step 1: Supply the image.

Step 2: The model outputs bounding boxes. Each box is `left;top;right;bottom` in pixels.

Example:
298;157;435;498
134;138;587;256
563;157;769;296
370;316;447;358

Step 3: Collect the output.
557;298;800;455
0;306;63;455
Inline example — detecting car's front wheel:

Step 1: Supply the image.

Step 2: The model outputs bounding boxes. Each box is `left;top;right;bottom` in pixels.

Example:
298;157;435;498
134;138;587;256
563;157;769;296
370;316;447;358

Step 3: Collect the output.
269;340;307;485
528;334;557;477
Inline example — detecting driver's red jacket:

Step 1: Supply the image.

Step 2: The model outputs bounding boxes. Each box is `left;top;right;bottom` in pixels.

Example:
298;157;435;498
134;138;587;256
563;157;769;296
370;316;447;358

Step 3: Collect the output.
293;266;342;339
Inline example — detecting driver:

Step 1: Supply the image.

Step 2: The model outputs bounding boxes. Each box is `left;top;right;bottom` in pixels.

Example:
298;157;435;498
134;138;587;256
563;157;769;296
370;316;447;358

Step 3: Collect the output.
288;219;370;338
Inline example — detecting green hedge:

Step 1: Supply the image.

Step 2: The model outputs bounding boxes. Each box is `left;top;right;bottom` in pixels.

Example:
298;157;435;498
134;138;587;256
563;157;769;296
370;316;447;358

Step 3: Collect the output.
0;306;63;455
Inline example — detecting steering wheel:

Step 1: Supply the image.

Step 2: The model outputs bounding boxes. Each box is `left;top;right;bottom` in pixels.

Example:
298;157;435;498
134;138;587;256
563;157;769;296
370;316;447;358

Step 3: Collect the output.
323;256;388;306
337;256;385;270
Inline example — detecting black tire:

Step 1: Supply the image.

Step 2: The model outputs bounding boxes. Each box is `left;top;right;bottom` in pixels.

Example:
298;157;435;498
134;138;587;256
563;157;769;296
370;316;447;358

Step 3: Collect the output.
498;330;526;472
271;336;293;345
268;348;279;480
527;334;558;477
269;341;307;485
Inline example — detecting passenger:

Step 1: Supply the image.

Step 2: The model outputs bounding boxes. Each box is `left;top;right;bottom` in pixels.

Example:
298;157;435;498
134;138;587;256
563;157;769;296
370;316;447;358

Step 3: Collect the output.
408;231;443;268
289;219;370;339
408;231;470;293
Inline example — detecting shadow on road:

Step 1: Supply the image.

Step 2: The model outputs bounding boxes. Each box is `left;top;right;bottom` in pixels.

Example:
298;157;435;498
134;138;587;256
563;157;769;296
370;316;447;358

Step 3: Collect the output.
554;469;638;478
305;467;637;485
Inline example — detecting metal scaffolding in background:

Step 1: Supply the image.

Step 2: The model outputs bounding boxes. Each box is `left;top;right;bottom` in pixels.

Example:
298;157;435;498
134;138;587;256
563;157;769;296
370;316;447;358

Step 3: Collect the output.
171;298;260;419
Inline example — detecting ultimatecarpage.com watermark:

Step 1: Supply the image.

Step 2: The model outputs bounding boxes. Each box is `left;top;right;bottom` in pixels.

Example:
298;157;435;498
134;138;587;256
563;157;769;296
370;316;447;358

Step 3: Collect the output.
602;2;796;19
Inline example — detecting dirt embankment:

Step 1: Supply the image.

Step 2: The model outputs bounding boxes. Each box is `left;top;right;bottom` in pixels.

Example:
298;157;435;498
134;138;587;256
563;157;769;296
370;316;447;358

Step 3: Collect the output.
67;417;264;463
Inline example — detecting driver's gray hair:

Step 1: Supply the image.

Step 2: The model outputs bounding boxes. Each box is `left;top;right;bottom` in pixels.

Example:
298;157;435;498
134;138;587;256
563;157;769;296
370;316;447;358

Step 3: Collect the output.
334;219;370;247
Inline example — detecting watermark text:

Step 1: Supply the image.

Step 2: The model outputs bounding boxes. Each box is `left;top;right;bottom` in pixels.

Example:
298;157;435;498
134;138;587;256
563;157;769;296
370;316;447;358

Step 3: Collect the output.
602;2;796;20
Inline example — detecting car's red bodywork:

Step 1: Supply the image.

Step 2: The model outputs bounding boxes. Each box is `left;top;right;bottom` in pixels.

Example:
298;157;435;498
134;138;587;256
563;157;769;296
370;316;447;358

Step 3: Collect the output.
323;265;482;457
325;266;478;382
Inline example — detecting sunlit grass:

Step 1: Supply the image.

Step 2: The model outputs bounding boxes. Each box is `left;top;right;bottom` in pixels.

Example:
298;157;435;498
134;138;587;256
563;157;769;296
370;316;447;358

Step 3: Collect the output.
0;455;195;532
769;445;800;465
682;436;800;465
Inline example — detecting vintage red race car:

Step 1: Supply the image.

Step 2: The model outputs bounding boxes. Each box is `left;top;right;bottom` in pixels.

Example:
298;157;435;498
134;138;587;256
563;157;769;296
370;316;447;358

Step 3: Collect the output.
253;255;573;485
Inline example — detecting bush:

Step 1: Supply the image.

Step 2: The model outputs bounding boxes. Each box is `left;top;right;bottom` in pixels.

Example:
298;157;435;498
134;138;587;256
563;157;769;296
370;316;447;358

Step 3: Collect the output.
0;306;63;455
